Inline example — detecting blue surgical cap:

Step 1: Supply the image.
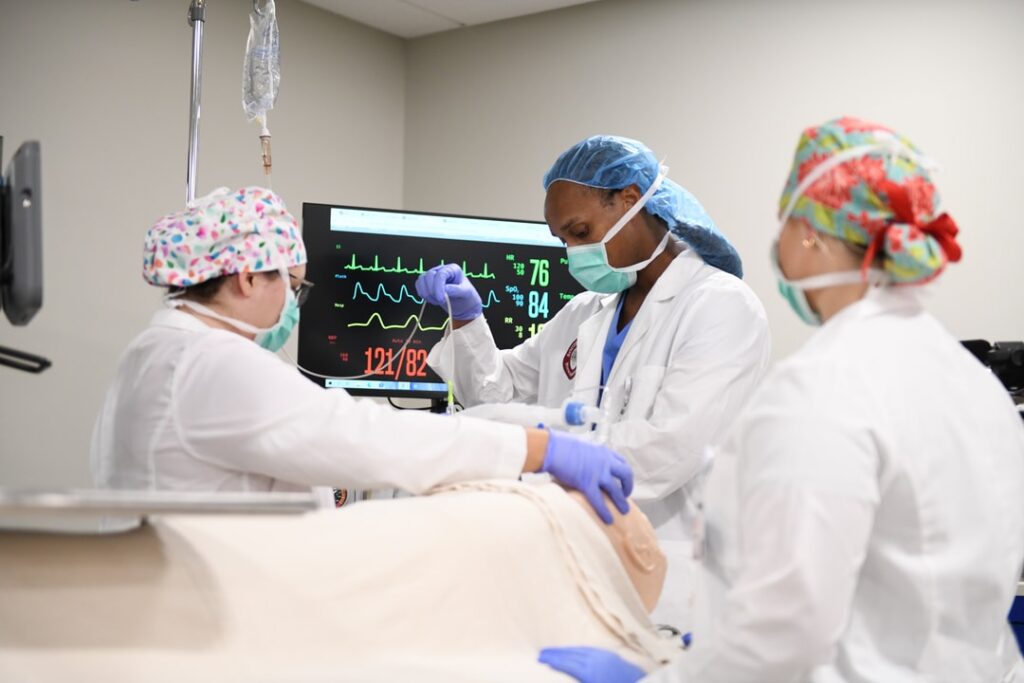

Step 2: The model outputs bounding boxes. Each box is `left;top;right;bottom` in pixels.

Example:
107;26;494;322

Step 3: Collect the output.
543;135;743;278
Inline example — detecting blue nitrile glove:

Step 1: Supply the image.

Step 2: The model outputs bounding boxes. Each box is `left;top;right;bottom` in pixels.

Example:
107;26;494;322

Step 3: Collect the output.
415;264;483;321
541;430;633;524
539;647;645;683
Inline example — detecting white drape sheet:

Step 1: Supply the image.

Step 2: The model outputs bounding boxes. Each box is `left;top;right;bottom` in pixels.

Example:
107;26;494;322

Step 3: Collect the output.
0;480;680;681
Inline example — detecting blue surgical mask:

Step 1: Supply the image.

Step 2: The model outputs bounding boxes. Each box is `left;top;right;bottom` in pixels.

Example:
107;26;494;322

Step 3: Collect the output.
165;268;300;350
566;165;671;294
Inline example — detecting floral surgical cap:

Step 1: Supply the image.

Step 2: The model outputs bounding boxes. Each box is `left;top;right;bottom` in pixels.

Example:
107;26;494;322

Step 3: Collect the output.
143;186;306;288
543;135;743;278
779;117;962;284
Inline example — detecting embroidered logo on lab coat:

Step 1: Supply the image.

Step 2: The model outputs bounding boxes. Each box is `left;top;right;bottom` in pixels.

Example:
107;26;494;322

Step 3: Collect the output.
563;339;577;380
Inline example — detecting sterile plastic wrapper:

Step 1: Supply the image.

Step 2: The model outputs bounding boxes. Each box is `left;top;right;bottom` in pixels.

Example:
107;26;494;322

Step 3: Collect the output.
242;0;280;122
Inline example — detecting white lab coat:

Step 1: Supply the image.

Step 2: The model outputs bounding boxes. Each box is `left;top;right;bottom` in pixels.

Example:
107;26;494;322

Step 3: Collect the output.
91;309;527;497
650;287;1024;682
428;249;771;625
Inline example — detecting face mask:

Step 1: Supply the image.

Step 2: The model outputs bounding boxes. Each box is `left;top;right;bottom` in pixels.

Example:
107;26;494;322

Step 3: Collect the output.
166;268;300;351
770;243;887;326
566;165;671;294
254;286;299;352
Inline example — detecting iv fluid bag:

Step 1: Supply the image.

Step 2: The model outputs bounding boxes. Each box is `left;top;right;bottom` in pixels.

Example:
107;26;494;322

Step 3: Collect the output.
242;0;280;122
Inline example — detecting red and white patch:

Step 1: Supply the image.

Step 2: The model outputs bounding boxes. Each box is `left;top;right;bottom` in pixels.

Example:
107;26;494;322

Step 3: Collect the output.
563;339;578;380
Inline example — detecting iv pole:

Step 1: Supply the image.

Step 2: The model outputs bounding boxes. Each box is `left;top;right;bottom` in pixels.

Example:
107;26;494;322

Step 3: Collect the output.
185;0;266;204
185;0;205;205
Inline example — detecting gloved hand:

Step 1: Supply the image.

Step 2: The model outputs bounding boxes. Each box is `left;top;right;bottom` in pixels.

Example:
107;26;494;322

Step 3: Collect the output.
415;264;483;321
538;647;646;683
541;430;633;524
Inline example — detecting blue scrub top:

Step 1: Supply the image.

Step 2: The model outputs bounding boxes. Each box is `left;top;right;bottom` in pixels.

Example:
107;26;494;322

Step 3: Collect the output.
599;295;633;405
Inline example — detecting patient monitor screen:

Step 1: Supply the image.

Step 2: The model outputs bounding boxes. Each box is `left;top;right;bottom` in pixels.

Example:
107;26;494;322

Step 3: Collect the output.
299;204;582;399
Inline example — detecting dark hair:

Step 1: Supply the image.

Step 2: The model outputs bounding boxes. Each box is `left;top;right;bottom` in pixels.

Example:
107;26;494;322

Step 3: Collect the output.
167;270;281;302
167;275;229;303
596;188;620;206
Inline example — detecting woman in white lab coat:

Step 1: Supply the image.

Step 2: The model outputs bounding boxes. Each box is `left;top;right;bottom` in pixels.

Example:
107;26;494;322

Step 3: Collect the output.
539;118;1024;682
416;135;771;625
91;187;634;524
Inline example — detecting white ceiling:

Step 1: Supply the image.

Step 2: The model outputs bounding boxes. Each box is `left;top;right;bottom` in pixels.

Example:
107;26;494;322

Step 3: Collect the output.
302;0;603;39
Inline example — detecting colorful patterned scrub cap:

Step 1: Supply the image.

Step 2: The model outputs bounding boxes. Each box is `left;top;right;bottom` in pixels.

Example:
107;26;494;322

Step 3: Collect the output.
543;135;743;278
143;186;306;288
779;117;962;285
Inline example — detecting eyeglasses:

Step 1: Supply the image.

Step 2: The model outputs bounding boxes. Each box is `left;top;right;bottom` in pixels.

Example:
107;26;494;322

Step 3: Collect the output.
291;277;315;307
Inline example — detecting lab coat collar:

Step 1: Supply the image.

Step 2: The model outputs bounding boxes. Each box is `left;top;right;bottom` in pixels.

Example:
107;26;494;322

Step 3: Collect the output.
603;249;702;383
648;247;703;303
801;286;927;355
588;245;700;310
605;303;656;389
574;304;616;406
824;285;926;329
588;243;699;310
595;292;619;310
576;249;702;394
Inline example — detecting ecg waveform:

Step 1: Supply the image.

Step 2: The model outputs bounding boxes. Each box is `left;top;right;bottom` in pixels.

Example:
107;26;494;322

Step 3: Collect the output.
352;282;423;304
346;312;450;331
344;254;495;279
350;282;502;308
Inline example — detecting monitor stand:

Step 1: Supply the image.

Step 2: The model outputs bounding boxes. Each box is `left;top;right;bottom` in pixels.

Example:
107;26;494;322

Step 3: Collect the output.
0;345;51;373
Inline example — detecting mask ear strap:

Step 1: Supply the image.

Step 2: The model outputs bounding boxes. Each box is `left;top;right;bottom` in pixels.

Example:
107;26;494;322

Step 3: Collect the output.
785;268;890;290
602;164;669;244
278;266;298;309
609;231;672;274
166;297;267;334
772;242;890;290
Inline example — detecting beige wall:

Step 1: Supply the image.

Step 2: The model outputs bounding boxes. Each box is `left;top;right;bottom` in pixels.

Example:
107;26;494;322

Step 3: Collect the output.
3;0;1023;488
404;0;1024;362
0;0;405;486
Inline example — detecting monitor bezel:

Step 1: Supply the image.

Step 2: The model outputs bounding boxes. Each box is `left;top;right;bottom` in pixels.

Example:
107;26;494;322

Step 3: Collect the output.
299;201;555;400
1;141;43;326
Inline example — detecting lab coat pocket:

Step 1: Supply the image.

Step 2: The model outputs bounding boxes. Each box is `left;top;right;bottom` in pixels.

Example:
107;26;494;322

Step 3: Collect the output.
624;365;666;418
